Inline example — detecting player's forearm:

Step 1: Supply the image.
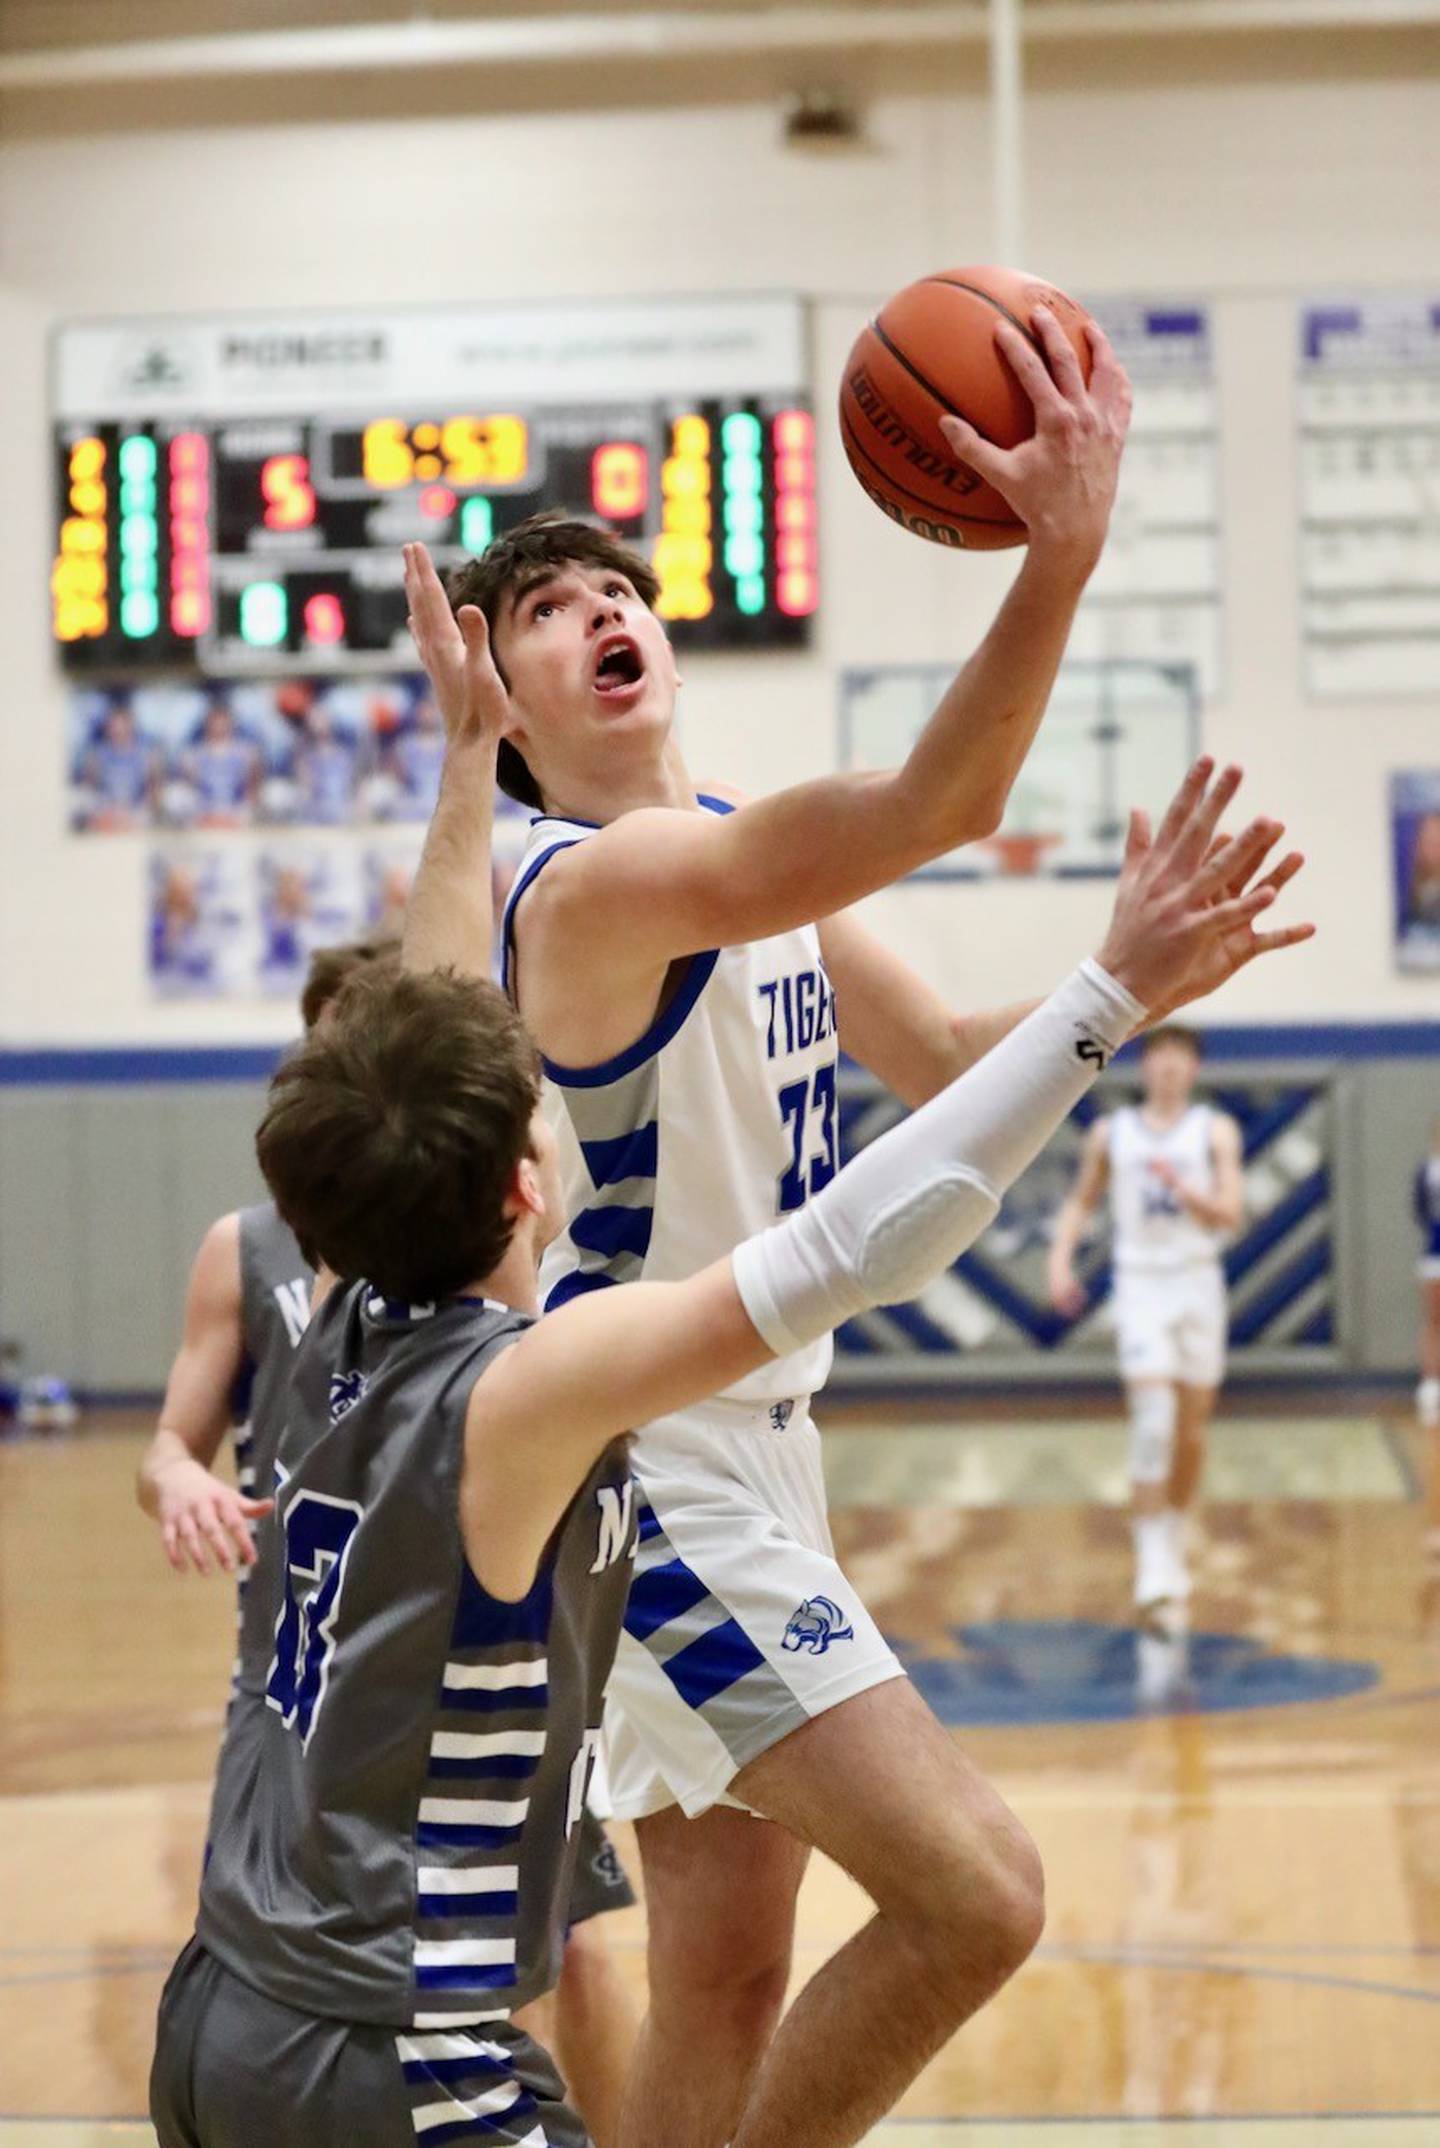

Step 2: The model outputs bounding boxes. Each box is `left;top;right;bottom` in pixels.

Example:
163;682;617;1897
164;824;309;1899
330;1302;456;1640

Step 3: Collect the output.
402;742;499;979
946;997;1046;1085
734;960;1144;1356
1178;1184;1242;1232
1048;1197;1089;1272
870;999;1044;1112
892;546;1093;855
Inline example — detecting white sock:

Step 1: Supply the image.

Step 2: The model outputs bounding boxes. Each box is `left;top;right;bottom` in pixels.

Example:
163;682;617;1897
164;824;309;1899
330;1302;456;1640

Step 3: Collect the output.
1418;1377;1440;1427
1134;1512;1169;1573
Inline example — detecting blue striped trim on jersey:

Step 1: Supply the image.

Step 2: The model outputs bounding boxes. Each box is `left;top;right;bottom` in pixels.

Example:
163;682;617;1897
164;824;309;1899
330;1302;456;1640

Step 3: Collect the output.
408;1568;557;2015
232;1423;258;1498
501;796;734;1089
544;1048;661;1311
623;1504;765;1706
539;950;718;1089
500;837;582;1003
226;1420;261;1703
620;1500;811;1768
580;1121;659;1187
393;2030;545;2144
568;1204;654;1261
543;1271;617;1312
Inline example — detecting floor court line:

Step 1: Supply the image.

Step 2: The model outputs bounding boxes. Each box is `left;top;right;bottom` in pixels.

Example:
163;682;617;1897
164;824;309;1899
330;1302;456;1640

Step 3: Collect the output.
6;1418;1437;2135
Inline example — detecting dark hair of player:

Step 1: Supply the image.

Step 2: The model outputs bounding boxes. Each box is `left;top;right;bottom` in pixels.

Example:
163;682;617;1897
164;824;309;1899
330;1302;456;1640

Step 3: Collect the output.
299;933;401;1034
257;967;542;1302
1138;1023;1203;1061
446;510;662;810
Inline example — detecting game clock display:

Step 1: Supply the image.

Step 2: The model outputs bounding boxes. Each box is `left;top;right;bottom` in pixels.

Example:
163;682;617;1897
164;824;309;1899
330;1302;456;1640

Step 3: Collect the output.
52;397;818;673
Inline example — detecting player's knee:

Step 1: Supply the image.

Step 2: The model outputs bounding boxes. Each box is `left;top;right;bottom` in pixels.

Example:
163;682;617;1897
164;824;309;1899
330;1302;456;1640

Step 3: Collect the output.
989;1822;1047;1969
889;1802;1045;1998
646;1919;792;2037
1128;1382;1177;1485
954;1814;1045;1986
559;1915;612;1991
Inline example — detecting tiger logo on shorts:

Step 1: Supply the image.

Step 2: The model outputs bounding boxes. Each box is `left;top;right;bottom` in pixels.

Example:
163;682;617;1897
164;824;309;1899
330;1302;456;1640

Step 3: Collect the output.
783;1595;855;1655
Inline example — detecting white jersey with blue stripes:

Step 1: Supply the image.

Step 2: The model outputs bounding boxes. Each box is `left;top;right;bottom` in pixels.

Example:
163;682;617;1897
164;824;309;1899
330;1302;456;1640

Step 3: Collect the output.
1108;1102;1226;1273
503;796;835;1408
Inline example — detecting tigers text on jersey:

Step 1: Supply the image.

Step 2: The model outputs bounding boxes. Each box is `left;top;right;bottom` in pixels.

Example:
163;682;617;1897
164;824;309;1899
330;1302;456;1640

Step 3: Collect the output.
504;797;835;1408
1107;1103;1226;1272
197;1285;637;2030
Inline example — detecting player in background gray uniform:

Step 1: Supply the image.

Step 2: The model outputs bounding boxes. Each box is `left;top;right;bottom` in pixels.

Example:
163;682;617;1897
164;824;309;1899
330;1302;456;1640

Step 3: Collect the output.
137;937;397;1585
138;935;639;2146
152;760;1307;2148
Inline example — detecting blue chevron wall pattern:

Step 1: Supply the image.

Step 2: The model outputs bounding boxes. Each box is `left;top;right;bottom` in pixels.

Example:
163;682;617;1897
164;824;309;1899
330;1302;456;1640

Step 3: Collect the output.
832;1061;1341;1377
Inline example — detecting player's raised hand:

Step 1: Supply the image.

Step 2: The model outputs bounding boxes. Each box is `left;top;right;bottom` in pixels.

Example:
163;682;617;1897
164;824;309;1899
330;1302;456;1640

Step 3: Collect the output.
152;1454;274;1577
403;542;509;757
1095;757;1315;1020
938;310;1132;575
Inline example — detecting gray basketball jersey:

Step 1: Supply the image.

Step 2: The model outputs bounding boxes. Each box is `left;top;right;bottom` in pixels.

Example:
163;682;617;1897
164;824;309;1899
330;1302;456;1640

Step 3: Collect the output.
198;1282;637;2030
232;1200;312;1503
230;1202;313;1682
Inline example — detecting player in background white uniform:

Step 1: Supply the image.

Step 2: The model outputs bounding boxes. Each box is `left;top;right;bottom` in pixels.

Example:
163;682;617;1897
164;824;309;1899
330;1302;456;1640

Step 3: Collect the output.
1048;1026;1244;1617
402;308;1313;2148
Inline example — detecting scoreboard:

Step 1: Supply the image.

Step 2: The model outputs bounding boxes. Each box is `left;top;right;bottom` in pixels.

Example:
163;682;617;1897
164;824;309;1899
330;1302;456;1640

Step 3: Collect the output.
51;297;817;673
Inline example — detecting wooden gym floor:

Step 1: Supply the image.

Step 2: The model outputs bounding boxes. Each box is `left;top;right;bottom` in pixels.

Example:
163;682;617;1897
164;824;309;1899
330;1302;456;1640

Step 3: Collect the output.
1;1398;1437;2145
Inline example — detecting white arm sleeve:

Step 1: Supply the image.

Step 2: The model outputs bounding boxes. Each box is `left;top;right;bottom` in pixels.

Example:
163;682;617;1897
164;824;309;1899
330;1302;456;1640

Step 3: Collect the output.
732;958;1145;1357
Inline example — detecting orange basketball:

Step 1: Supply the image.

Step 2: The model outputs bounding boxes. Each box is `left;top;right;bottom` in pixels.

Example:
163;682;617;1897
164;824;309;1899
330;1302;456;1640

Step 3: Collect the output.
838;265;1096;549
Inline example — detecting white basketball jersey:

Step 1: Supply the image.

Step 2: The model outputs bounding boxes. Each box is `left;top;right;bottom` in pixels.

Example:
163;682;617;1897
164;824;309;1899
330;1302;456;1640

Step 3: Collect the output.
503;798;835;1406
1108;1102;1225;1273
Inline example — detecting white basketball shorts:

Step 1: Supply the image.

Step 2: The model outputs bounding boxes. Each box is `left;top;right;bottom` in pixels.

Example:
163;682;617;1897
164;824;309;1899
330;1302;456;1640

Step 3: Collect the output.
604;1392;903;1822
1113;1261;1228;1389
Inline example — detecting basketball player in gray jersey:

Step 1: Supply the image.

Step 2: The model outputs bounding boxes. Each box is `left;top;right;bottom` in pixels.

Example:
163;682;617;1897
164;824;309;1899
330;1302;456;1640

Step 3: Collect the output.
137;937;394;1584
139;935;639;2146
152;759;1306;2148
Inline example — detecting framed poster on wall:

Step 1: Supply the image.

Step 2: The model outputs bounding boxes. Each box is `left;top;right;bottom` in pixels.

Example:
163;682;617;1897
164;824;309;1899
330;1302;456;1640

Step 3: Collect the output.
1391;769;1440;973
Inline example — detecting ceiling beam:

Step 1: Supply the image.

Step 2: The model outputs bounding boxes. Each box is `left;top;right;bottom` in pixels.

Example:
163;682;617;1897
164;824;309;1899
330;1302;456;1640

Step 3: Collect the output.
1;0;1435;91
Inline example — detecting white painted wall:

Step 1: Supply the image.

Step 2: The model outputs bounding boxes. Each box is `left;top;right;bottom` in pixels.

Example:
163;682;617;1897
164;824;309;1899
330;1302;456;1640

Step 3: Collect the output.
1;33;1437;1042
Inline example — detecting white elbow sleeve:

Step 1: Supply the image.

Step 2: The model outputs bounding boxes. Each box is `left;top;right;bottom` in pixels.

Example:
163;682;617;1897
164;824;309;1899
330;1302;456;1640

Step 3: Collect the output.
732;958;1145;1358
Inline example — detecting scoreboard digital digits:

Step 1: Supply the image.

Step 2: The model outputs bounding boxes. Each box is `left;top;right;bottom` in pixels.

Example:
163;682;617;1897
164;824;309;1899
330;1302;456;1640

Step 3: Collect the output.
51;298;817;674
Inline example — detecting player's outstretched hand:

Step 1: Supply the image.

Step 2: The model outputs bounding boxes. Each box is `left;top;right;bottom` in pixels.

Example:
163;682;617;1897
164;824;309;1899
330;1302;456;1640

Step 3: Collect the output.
403;542;509;758
1095;756;1315;1022
937;309;1133;576
153;1454;274;1577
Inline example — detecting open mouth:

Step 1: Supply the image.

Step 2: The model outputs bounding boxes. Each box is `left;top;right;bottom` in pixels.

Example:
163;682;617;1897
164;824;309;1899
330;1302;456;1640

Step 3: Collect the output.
592;635;645;697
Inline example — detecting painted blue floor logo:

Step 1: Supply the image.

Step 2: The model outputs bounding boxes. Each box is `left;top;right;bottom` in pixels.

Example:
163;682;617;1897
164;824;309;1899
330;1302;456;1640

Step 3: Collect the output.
891;1619;1379;1725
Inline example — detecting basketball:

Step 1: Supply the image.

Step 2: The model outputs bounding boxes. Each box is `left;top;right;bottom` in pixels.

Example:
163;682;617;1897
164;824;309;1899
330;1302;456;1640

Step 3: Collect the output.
838;265;1097;549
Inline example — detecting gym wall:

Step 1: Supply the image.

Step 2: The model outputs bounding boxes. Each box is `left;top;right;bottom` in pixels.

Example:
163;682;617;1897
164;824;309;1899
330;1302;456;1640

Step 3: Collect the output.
0;23;1435;1387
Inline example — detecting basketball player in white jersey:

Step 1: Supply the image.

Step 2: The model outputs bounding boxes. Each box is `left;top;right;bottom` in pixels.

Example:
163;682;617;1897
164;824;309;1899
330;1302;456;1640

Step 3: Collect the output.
401;306;1312;2148
1048;1026;1244;1616
158;760;1288;2148
138;934;640;2148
